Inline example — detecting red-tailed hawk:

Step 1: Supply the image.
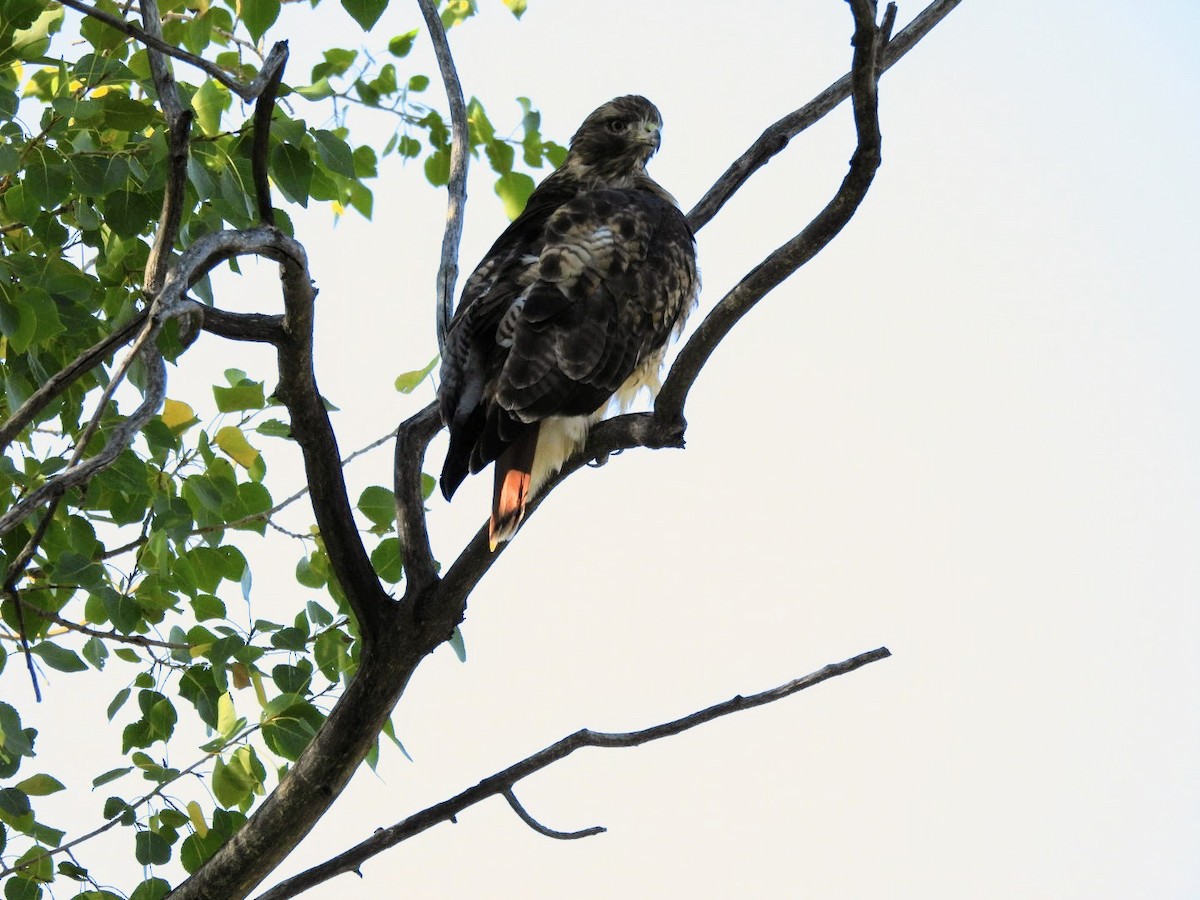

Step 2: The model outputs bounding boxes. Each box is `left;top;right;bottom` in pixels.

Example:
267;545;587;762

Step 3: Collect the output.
438;95;698;549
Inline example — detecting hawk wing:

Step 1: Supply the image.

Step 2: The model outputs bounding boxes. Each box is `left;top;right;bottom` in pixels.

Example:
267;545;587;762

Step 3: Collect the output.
439;183;697;543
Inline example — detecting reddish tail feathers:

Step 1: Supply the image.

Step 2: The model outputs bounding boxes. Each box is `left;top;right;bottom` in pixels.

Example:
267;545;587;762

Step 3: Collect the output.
489;426;539;550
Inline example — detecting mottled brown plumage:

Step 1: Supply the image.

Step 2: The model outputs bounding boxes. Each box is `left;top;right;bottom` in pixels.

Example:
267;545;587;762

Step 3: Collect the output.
438;95;699;548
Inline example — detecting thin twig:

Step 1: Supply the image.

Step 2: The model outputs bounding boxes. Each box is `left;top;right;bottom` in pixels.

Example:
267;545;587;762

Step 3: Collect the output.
416;0;470;353
8;603;186;649
656;0;887;425
687;0;962;232
254;647;891;900
502;788;605;841
58;0;289;102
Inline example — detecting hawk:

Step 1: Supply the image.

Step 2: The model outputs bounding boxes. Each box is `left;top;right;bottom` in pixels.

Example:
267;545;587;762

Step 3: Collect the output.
438;95;699;549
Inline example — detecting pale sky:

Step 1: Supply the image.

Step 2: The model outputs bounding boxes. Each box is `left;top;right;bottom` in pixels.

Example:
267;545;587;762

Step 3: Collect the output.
15;1;1200;898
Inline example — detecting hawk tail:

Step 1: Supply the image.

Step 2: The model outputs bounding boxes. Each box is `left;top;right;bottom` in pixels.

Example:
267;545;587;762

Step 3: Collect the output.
490;425;540;550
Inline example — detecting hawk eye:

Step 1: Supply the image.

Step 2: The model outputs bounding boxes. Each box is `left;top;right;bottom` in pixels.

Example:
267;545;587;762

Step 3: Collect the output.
607;120;629;133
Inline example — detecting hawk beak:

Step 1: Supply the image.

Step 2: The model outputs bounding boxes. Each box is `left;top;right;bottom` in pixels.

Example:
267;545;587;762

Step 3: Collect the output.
638;121;662;153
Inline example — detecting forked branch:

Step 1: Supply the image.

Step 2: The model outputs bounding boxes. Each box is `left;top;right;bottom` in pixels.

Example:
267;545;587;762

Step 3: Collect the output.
254;647;892;900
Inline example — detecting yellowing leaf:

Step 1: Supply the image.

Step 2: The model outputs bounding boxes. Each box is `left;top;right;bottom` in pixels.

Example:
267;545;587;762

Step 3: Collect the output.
217;691;237;737
215;426;260;469
394;355;438;393
250;668;268;707
186;800;209;838
160;398;197;431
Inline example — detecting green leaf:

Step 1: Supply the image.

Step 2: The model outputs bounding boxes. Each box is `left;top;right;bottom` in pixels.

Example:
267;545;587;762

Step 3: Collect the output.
312;129;356;178
424;147;450;187
211;752;257;808
99;94;157;132
394;355;438;393
238;0;280;42
261;695;325;760
72;53;135;87
191;79;229;136
270;142;313;207
100;189;158;238
387;28;418;57
22;147;71;209
340;0;386;31
213;380;265;412
134;829;171;866
495;171;535;220
106;688;131;721
15;775;64;797
295;555;326;589
30;642;87;673
92;767;132;788
370;537;403;583
4;875;42;899
357;485;396;529
130;878;171;900
502;0;526;17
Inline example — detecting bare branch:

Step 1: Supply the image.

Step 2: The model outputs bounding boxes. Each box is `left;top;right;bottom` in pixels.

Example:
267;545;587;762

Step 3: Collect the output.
140;0;192;295
687;0;962;232
251;45;291;226
254;647;892;900
417;0;470;353
193;303;287;344
394;402;441;598
503;788;606;841
57;0;290;102
657;0;889;424
270;242;393;636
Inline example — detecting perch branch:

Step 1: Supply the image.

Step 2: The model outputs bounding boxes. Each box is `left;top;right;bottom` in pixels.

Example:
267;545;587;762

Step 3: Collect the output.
254;647;892;900
656;0;888;424
417;0;470;353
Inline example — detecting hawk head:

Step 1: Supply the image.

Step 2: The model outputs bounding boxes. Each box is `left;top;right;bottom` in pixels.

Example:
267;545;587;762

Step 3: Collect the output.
565;95;664;184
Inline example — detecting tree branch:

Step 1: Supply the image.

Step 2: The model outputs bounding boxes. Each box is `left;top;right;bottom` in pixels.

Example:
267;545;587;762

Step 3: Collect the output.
656;0;889;425
416;0;470;354
270;242;393;637
394;402;441;599
3;602;187;650
251;45;290;227
687;0;962;232
254;647;891;900
57;0;290;102
502;788;606;841
139;0;192;296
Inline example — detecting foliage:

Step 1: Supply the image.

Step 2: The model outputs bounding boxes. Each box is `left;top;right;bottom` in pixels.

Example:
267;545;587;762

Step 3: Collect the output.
0;0;551;895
